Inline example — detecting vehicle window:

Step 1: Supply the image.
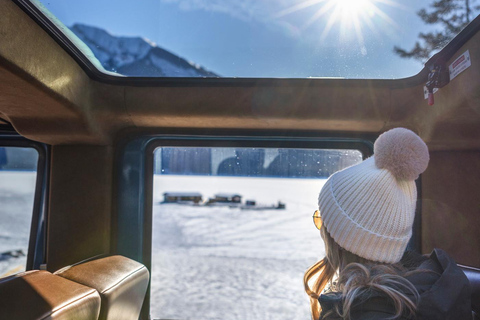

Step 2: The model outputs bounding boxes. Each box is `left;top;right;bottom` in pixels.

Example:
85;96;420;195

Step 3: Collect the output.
27;0;474;78
151;147;362;320
0;147;38;277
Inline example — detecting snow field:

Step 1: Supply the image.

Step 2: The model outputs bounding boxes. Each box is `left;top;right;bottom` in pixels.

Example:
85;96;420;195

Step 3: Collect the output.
0;172;37;276
0;171;329;319
151;175;327;320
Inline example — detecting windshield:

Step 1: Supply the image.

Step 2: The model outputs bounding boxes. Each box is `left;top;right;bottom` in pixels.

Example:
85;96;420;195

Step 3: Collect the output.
30;0;477;78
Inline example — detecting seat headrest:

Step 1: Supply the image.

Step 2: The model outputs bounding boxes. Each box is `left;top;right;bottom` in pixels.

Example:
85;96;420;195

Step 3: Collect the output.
459;265;480;316
55;255;149;320
0;270;100;320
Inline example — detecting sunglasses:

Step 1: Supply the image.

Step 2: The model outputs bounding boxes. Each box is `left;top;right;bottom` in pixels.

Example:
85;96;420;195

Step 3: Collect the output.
313;210;323;230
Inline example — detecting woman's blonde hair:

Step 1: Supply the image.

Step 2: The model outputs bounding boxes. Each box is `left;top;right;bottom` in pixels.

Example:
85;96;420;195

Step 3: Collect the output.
304;225;421;320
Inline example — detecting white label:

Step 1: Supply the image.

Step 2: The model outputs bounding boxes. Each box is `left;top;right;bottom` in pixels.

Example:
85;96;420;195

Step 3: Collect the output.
424;86;438;100
449;50;471;80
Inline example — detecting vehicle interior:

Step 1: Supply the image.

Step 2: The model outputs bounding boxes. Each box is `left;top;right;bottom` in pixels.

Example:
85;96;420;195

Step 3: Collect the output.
0;0;479;319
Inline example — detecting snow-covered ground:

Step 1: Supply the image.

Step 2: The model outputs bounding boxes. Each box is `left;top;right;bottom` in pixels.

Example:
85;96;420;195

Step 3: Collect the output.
0;171;36;276
151;175;327;320
0;171;329;319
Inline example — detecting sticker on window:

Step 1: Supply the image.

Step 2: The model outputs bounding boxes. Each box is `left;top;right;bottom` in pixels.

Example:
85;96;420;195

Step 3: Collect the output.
449;50;471;81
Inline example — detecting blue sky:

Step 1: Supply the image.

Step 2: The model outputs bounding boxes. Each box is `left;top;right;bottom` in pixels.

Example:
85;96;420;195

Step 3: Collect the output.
40;0;436;78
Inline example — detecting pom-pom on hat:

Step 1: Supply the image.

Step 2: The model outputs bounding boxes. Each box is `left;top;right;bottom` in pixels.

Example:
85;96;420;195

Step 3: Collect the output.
318;128;429;263
374;128;429;181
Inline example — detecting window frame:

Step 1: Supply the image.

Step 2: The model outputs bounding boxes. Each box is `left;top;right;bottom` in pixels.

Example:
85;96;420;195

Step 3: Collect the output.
115;131;375;319
0;134;49;272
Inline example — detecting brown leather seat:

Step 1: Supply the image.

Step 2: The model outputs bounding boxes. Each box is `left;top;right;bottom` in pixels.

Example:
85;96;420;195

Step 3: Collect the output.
55;255;149;320
0;270;100;320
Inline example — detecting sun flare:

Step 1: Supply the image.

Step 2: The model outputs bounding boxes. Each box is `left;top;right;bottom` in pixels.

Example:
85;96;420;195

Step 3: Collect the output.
336;0;372;14
276;0;400;51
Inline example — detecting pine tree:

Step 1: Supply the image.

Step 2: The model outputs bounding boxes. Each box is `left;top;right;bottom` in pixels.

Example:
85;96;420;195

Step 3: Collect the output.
394;0;478;62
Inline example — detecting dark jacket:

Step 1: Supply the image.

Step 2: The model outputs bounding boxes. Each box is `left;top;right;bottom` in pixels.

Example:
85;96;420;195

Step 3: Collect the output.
318;249;472;320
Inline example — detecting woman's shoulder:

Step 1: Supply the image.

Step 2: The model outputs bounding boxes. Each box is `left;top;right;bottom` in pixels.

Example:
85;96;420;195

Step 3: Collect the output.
405;248;472;320
318;249;471;320
402;248;470;291
319;292;412;320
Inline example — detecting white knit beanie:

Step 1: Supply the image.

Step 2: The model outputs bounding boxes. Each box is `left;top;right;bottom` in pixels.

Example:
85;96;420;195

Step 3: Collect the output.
318;128;429;263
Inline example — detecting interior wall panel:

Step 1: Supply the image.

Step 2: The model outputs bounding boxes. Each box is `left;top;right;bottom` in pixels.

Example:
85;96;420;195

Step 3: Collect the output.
47;145;113;271
421;150;480;267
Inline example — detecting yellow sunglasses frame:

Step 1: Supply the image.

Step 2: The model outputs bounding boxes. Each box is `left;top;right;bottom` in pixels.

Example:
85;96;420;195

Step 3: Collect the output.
313;210;323;230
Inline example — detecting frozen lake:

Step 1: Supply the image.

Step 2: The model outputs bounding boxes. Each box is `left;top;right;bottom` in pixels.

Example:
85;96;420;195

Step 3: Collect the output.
151;175;326;320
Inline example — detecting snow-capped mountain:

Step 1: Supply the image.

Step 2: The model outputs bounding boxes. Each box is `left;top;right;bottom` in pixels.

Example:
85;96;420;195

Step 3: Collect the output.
70;24;218;77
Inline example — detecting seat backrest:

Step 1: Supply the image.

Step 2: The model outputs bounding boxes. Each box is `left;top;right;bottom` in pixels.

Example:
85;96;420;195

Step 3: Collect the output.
459;264;480;319
0;270;100;320
55;255;149;320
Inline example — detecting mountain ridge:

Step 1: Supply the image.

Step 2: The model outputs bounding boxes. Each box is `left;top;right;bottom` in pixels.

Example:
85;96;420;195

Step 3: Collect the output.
71;24;218;77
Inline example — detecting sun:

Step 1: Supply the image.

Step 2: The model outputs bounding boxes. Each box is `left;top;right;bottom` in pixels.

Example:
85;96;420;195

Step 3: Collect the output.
336;0;372;15
275;0;399;51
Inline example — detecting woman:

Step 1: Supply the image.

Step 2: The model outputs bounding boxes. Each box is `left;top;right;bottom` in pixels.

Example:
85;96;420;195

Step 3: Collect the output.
304;128;471;320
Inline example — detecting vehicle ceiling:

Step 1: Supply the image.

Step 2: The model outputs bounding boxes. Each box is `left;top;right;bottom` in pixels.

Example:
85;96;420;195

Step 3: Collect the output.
1;0;480;151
